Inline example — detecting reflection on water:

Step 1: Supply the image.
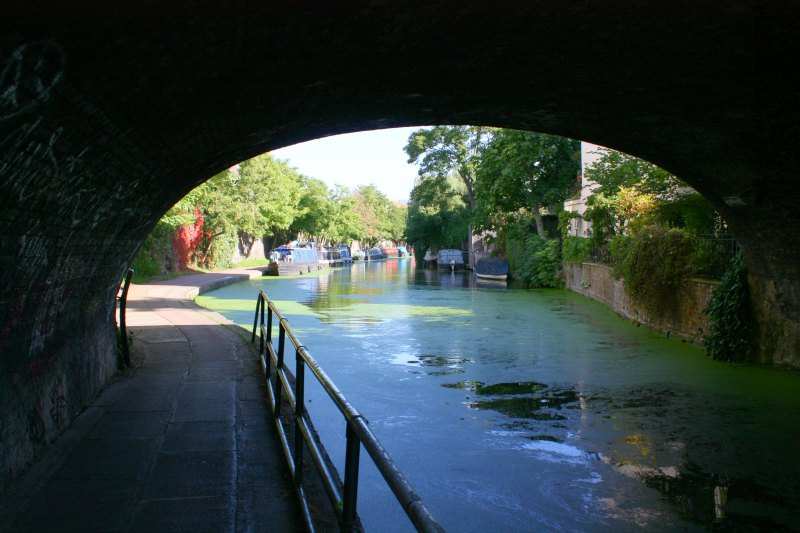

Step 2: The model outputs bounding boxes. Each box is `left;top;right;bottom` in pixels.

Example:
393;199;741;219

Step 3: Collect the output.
198;260;800;532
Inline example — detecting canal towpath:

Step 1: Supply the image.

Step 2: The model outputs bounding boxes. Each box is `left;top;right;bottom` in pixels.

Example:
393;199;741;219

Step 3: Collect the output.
4;266;300;532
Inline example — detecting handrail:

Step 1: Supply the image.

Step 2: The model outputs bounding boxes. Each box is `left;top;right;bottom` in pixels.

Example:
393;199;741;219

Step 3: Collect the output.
252;289;445;533
117;268;134;367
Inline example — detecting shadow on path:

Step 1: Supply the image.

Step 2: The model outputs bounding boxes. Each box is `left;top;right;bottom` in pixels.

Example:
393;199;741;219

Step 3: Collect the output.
5;269;301;533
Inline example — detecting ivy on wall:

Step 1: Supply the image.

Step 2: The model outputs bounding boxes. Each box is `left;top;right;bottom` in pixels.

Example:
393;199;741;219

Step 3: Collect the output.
704;254;754;361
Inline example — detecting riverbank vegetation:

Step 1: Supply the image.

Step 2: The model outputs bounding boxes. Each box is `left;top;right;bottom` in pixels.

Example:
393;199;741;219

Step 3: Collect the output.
404;127;579;278
404;126;747;358
132;153;406;281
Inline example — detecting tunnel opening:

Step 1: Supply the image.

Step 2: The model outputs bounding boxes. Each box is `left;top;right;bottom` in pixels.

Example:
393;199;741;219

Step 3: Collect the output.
1;5;797;529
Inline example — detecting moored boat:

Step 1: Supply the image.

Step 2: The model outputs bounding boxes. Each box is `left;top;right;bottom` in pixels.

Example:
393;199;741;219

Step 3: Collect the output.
267;244;320;276
319;247;343;267
337;245;353;263
437;249;465;271
381;245;399;258
365;247;387;261
475;257;509;281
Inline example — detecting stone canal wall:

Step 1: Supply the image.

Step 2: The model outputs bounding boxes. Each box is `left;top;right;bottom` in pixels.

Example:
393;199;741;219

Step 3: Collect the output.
564;262;719;344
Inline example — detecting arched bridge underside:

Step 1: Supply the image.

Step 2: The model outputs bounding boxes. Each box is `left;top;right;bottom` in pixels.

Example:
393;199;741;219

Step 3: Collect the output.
1;3;797;495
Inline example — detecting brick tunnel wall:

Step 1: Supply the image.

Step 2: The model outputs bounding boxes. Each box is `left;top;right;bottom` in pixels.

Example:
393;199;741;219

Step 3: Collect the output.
1;3;797;496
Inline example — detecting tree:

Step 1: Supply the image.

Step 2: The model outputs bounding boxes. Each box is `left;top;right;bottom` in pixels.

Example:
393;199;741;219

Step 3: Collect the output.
475;129;579;238
192;154;302;261
237;154;302;240
327;187;365;244
291;177;335;242
386;203;408;242
585;149;683;199
406;174;469;256
350;185;405;247
405;126;492;265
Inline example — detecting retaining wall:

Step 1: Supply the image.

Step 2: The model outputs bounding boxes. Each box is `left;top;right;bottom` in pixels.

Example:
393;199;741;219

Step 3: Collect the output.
564;262;719;344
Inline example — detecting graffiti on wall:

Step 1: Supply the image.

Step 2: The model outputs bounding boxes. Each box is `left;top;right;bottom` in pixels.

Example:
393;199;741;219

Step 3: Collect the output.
0;40;65;121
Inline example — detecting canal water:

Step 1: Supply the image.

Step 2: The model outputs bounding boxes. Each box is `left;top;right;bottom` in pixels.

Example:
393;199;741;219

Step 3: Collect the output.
197;260;800;532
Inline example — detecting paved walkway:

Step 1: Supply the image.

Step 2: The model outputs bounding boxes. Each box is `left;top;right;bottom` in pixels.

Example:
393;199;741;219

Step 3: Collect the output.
7;268;300;533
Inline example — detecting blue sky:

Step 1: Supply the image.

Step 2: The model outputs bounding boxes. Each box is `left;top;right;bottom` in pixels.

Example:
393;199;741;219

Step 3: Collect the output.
271;126;421;203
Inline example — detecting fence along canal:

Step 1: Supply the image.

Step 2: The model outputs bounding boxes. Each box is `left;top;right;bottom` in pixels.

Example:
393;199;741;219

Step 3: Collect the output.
251;290;444;533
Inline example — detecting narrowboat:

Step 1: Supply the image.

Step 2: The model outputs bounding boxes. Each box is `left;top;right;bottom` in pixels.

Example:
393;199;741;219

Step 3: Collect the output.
437;249;465;271
381;245;399;258
475;257;509;281
319;247;342;267
267;245;320;276
337;245;353;264
365;247;387;261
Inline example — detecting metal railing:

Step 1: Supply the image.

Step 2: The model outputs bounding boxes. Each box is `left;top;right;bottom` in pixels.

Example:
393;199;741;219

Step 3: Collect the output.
251;290;444;533
117;267;134;367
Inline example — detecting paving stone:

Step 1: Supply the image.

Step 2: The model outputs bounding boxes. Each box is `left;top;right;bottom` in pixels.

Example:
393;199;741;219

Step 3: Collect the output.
89;411;170;439
143;451;234;499
174;399;236;422
186;367;239;382
162;421;235;452
54;437;159;481
130;496;234;533
7;275;300;532
179;381;236;402
12;479;137;532
105;388;177;413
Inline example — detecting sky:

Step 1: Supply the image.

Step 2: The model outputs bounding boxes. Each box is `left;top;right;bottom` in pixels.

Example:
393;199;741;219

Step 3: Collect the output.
271;126;422;203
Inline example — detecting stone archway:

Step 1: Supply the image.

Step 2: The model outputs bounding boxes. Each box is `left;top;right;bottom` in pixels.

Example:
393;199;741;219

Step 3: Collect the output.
0;2;795;491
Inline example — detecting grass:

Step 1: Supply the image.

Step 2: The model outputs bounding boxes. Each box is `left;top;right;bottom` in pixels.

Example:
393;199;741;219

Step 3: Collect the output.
231;257;270;268
131;270;184;284
131;257;270;284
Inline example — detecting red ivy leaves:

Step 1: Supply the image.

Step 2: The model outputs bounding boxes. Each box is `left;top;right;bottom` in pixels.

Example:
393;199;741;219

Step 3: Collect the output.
172;208;204;269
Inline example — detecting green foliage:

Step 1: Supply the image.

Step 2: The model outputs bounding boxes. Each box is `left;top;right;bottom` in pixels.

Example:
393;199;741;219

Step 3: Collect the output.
562;236;592;264
292;177;335;239
584;192;618;249
404;125;491;209
405;126;491;254
505;220;562;288
132;151;405;274
585;148;683;199
350;185;406;247
201;154;302;241
131;220;177;281
202;229;237;270
608;235;632;276
406;175;469;254
475;129;579;236
654;193;719;234
704;254;754;361
690;238;732;279
611;226;697;313
557;210;579;239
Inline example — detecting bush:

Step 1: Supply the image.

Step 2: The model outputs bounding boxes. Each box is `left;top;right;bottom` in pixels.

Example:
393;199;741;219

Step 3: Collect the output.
608;235;631;277
704;254;754;361
506;221;562;288
131;220;176;282
691;238;732;279
203;230;238;270
562;236;592;263
613;226;697;313
655;193;718;235
529;239;562;287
